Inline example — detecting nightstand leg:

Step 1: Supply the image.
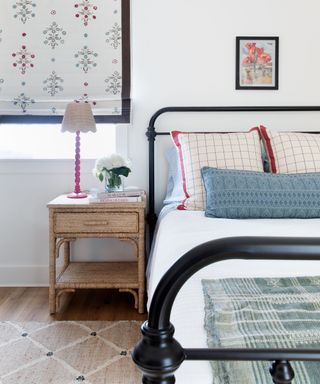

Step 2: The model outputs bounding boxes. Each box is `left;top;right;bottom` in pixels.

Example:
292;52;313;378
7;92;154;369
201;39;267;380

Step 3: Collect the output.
64;240;70;269
49;288;56;314
49;215;57;314
138;290;144;314
138;227;145;314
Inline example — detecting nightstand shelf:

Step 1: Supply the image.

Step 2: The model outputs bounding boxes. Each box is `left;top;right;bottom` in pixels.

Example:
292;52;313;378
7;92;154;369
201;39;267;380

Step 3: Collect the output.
56;262;138;288
48;194;146;315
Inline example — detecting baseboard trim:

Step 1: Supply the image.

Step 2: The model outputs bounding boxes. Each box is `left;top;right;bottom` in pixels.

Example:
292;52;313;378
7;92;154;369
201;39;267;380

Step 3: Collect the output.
0;266;49;287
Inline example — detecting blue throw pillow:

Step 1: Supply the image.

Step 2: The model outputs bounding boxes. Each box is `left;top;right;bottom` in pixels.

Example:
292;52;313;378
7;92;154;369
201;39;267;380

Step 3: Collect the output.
201;167;320;219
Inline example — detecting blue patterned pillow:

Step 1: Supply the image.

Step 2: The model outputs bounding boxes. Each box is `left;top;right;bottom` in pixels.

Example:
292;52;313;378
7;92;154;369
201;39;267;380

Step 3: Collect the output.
201;167;320;218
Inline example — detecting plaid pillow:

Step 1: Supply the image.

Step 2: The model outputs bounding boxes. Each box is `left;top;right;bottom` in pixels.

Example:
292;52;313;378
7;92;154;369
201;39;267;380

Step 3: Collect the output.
171;129;264;210
260;126;320;173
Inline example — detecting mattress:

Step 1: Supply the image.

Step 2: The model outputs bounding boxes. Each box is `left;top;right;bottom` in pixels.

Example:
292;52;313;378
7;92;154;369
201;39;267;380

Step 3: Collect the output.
147;210;320;383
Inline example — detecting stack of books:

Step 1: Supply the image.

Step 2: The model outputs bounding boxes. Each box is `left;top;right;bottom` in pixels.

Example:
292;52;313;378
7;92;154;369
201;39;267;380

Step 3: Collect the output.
89;189;145;203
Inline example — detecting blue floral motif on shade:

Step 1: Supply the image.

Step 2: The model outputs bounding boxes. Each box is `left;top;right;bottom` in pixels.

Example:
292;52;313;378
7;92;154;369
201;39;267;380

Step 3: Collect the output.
75;46;98;73
43;22;67;49
13;1;36;24
201;167;320;219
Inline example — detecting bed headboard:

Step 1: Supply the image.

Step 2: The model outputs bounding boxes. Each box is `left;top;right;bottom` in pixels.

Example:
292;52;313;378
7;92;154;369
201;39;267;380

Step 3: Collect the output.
146;106;320;240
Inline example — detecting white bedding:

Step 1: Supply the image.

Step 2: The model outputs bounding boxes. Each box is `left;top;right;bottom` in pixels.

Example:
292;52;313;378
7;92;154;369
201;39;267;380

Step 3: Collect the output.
147;210;320;383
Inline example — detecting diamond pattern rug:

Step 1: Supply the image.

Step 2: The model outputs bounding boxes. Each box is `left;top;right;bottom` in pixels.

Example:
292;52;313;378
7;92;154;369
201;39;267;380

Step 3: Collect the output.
0;321;142;384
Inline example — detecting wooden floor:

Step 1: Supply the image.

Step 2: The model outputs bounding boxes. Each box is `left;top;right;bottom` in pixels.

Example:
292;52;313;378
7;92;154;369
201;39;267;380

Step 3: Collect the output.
0;288;147;321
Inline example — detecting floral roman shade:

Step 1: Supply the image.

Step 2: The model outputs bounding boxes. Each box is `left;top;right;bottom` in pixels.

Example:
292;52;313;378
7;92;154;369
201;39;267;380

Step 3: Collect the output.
0;0;130;123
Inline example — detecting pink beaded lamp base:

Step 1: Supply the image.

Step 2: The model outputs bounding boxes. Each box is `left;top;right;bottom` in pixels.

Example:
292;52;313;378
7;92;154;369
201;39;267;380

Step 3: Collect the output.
68;130;87;199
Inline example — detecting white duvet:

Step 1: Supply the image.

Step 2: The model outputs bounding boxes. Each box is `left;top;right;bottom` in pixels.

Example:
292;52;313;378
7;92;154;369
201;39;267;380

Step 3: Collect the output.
147;210;320;383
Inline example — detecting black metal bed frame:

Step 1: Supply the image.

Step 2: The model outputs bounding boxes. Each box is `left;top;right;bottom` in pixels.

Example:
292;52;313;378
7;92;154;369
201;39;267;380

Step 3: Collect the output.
133;106;320;384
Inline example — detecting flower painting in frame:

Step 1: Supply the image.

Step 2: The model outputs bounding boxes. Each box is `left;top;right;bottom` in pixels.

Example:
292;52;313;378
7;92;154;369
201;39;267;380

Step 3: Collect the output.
236;36;279;90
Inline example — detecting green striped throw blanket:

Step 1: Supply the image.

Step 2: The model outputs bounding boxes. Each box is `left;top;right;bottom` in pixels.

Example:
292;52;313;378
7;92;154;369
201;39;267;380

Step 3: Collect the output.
202;276;320;384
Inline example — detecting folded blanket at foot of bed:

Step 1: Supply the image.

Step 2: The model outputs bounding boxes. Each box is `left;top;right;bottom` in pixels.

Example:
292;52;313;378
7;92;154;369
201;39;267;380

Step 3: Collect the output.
202;276;320;384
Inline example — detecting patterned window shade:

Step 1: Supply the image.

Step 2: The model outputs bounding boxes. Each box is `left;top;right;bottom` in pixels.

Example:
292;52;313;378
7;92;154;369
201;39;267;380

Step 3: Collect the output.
0;0;130;123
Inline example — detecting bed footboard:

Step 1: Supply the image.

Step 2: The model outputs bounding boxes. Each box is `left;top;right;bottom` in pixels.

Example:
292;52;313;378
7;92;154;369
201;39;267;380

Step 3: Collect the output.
132;236;320;384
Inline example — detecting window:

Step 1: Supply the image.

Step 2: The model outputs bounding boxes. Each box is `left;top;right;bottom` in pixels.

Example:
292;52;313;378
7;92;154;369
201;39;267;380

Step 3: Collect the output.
0;1;130;160
0;0;130;122
0;124;116;159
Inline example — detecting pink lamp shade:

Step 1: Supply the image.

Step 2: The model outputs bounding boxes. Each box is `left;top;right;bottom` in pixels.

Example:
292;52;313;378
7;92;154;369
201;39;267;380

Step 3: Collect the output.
61;102;96;199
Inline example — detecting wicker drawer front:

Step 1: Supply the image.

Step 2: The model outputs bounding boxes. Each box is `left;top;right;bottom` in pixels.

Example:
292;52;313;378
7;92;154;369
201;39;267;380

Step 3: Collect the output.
54;212;138;233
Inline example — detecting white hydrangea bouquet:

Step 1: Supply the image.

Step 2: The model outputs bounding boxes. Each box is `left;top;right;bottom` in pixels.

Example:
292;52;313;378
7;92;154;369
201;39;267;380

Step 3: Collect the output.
93;154;131;192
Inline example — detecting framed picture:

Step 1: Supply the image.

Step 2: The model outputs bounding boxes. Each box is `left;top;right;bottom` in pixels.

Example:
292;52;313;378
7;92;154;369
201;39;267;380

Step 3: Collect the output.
236;36;279;90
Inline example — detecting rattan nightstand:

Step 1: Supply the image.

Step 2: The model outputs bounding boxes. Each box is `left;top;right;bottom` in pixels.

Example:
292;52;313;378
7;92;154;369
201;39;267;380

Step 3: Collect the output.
47;194;146;314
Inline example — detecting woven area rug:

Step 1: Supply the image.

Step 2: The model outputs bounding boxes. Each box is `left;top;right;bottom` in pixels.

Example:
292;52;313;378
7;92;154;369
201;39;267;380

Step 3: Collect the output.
0;321;142;384
202;276;320;384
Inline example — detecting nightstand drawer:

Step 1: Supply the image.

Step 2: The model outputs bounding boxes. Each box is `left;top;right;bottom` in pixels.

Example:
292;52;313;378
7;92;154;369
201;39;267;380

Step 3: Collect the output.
54;212;139;234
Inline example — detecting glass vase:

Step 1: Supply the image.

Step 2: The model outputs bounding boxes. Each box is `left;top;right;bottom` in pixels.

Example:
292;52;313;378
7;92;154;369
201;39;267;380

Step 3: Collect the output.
105;173;123;193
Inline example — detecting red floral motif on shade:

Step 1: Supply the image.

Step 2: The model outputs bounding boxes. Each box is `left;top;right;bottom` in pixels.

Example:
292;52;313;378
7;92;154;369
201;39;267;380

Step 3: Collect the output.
74;1;97;26
12;45;35;75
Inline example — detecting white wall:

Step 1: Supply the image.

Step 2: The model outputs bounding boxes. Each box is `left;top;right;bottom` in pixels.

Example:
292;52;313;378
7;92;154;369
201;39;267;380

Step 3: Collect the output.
1;0;320;285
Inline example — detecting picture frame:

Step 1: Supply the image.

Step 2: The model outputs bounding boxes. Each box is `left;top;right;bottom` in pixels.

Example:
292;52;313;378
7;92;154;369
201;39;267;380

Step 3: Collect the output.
236;36;279;90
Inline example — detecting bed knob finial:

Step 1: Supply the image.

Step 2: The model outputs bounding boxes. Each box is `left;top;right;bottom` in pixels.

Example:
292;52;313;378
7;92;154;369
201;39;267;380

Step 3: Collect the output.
132;321;185;384
269;360;295;384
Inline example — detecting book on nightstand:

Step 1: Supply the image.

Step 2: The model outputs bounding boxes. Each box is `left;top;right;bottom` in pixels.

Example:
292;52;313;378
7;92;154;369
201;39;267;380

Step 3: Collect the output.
88;189;146;203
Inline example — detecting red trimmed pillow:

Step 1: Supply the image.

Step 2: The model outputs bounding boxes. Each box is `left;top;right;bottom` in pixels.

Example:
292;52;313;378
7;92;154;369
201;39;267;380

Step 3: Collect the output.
171;129;264;210
260;126;320;173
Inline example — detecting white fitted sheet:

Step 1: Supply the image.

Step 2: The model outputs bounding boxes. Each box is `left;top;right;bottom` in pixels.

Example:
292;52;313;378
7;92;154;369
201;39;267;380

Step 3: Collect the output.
147;210;320;383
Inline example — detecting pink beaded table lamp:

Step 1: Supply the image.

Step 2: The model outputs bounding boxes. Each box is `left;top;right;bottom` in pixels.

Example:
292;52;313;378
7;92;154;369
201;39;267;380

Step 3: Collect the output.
61;102;96;198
